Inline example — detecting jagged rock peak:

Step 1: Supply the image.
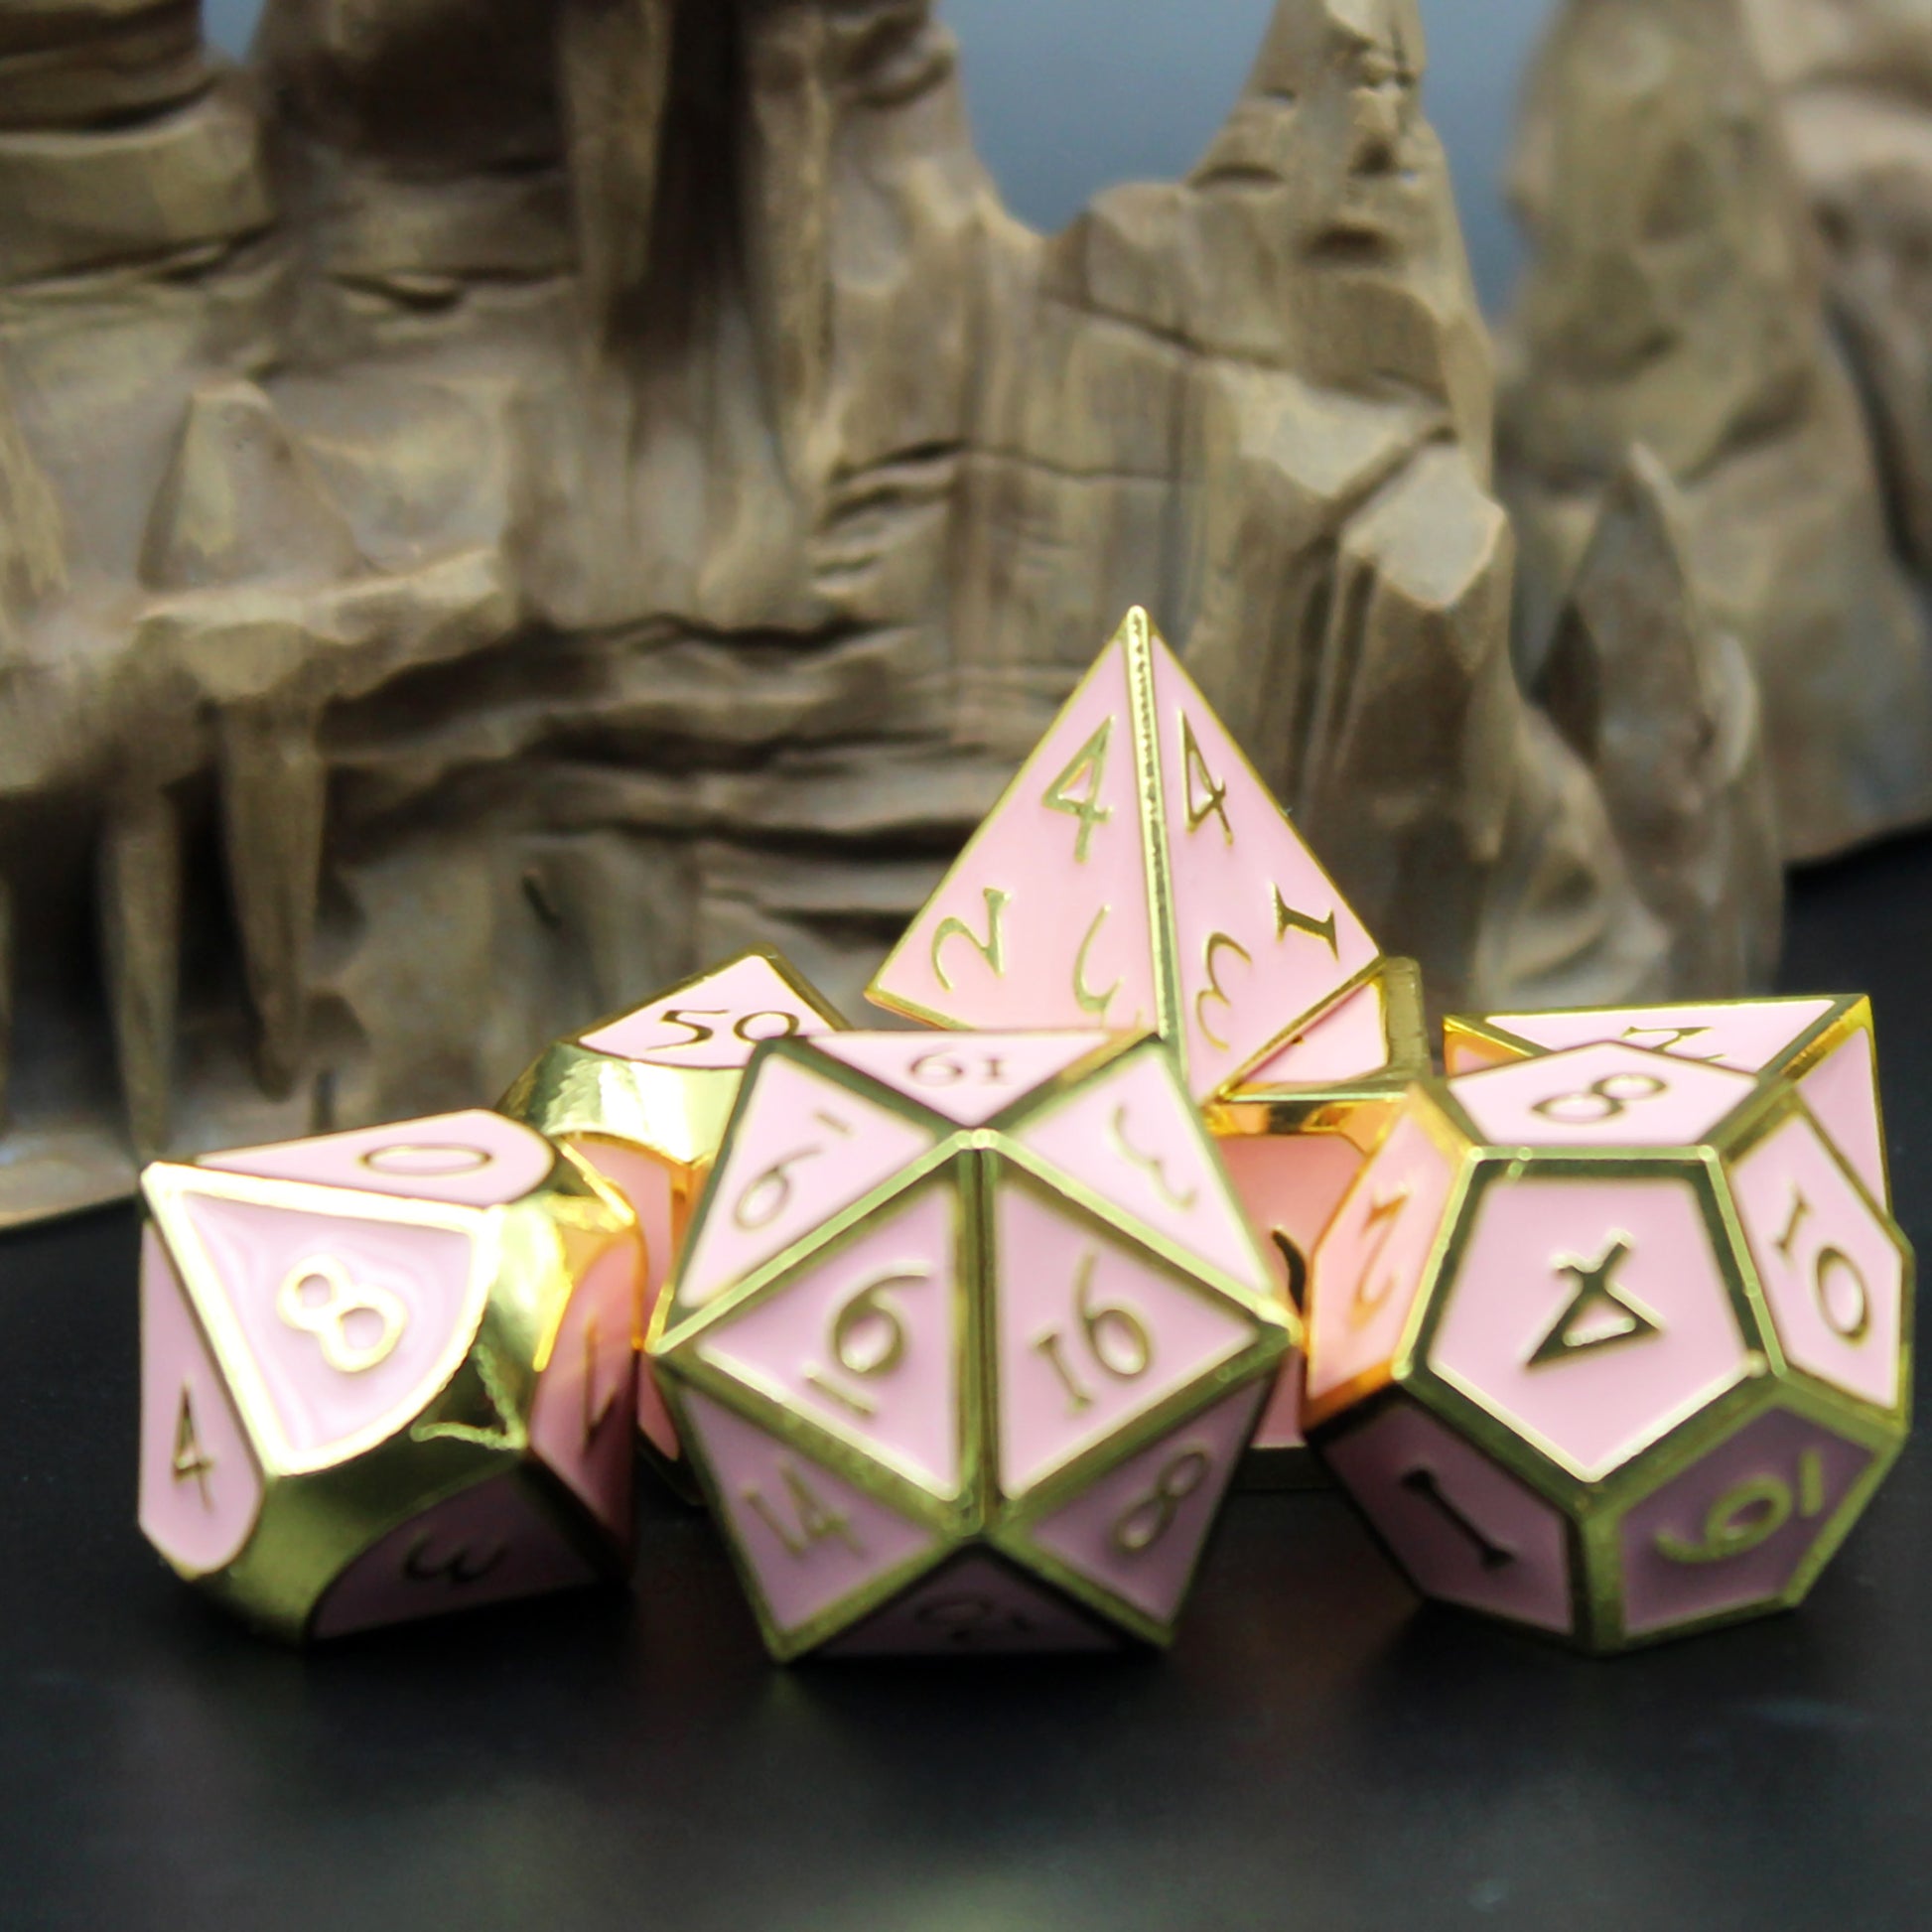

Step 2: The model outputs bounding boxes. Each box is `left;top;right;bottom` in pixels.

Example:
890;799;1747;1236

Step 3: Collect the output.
141;378;359;593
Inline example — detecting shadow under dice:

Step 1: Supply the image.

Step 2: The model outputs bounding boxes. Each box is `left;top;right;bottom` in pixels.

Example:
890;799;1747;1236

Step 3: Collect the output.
1304;1041;1912;1652
139;1111;644;1641
500;949;845;1487
650;1031;1292;1659
1209;956;1431;1488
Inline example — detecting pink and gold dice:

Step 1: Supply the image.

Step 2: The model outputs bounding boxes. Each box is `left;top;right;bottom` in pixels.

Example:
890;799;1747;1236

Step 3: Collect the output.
868;608;1380;1103
500;950;844;1484
1445;996;1889;1205
870;605;1419;1489
1208;957;1431;1486
649;1031;1292;1658
1305;1039;1912;1650
139;1111;642;1641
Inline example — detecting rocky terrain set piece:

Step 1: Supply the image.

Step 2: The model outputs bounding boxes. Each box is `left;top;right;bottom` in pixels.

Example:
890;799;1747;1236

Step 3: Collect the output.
1501;0;1932;866
0;0;1774;1225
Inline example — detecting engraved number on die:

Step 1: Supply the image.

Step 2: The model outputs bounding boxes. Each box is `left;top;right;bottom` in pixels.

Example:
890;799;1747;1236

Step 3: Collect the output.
1034;1253;1154;1416
1042;718;1115;863
931;888;1010;992
1775;1187;1872;1344
1347;1185;1412;1330
745;1459;865;1560
806;1266;931;1419
1110;1105;1198;1212
908;1050;1008;1088
733;1110;855;1231
1531;1071;1670;1128
277;1255;407;1373
1110;1447;1212;1556
403;1535;508;1588
914;1593;1039;1646
652;1008;804;1052
1655;1449;1828;1567
171;1388;214;1508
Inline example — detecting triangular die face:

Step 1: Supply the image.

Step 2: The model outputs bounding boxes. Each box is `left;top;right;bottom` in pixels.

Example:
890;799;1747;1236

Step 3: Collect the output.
311;1474;601;1639
1022;1380;1263;1628
1012;1047;1266;1290
162;1183;487;1473
814;1032;1110;1127
1148;641;1379;1096
203;1110;553;1209
995;1181;1260;1497
825;1552;1121;1655
869;632;1159;1035
1798;1032;1887;1205
672;1055;937;1317
1484;1000;1837;1074
699;1181;965;1496
581;953;841;1069
681;1389;942;1641
139;1227;262;1578
1240;977;1395;1089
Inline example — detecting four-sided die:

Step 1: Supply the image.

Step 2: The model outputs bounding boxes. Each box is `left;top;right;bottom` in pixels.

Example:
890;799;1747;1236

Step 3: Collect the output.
139;1112;643;1640
648;1031;1293;1658
1304;1041;1912;1651
500;949;845;1483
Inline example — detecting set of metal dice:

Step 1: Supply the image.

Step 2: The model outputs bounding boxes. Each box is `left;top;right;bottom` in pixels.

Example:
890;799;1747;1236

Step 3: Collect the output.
137;612;1912;1656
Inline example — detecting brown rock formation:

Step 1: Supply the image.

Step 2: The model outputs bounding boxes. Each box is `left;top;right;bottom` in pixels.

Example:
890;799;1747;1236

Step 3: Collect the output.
1501;0;1932;865
0;0;1763;1223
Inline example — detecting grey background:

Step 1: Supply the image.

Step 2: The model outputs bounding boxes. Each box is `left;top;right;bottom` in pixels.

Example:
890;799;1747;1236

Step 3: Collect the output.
202;0;1551;313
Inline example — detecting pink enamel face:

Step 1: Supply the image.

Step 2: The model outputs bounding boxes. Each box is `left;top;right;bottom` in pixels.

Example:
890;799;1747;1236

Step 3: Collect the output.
1730;1114;1904;1413
816;1032;1109;1127
1305;1113;1457;1407
673;1053;936;1313
1150;646;1377;1097
311;1475;602;1639
1797;1031;1887;1204
870;642;1158;1035
1217;1133;1368;1452
1450;1042;1757;1151
205;1110;552;1208
825;1554;1121;1656
1024;1380;1262;1626
679;1390;940;1638
1479;1000;1836;1074
1239;978;1395;1089
139;1228;263;1578
1322;1399;1576;1635
580;954;838;1068
1432;1176;1750;1482
1014;1048;1266;1290
1618;1408;1875;1639
699;1182;964;1497
163;1187;487;1472
529;1236;640;1539
994;1181;1261;1496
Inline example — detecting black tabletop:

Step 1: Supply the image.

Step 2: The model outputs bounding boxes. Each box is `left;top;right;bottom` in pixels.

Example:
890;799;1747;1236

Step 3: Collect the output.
5;838;1931;1932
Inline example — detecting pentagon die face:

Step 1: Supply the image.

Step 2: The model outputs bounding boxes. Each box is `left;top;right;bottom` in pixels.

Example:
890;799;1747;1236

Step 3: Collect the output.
499;950;845;1481
138;1110;643;1641
651;1032;1292;1659
868;609;1376;1102
1305;1045;1913;1652
1208;958;1430;1486
1443;996;1890;1205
